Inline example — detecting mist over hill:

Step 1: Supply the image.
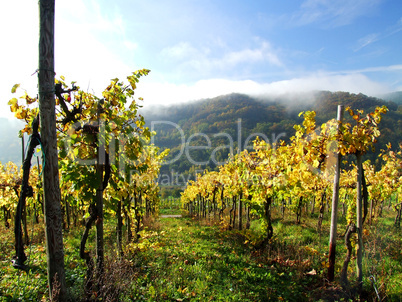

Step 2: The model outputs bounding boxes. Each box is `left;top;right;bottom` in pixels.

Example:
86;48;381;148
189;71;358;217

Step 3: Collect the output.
140;91;401;195
379;91;402;105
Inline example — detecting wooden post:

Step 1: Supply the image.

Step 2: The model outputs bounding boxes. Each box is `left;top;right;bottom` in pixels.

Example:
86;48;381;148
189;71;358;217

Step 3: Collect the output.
356;152;364;290
21;135;25;164
38;0;67;300
328;105;343;282
96;100;105;278
238;192;243;230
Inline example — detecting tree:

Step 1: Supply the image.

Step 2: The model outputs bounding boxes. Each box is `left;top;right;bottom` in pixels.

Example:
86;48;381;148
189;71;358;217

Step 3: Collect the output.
338;105;388;290
10;68;158;299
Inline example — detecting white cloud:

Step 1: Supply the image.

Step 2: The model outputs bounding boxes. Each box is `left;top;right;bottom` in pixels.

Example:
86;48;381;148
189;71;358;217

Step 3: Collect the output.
222;42;282;67
55;1;133;90
0;0;133;119
294;0;382;27
354;33;380;51
354;18;402;52
255;73;387;96
160;39;282;78
339;64;402;74
123;40;138;51
57;0;124;35
386;17;402;37
0;1;39;119
161;42;201;59
137;72;390;108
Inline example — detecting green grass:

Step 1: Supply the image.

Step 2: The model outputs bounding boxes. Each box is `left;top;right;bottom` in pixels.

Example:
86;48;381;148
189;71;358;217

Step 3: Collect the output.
0;207;401;301
158;207;183;216
121;217;318;301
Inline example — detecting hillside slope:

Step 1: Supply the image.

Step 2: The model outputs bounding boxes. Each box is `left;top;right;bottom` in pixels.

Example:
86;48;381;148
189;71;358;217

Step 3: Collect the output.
141;91;401;192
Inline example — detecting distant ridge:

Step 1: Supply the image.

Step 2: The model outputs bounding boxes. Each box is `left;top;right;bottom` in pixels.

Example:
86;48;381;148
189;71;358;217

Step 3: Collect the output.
141;91;401;186
1;91;401;177
378;91;402;104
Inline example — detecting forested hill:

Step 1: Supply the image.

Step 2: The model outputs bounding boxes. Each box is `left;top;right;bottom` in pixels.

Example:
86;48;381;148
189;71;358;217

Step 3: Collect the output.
0;90;400;191
141;91;402;189
380;91;402;105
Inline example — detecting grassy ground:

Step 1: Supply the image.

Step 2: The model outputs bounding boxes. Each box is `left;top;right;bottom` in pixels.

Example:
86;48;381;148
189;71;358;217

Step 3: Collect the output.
120;217;322;301
0;207;401;301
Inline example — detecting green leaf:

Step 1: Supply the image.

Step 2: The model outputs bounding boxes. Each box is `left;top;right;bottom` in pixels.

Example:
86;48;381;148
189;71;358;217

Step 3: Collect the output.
59;148;67;159
11;84;20;93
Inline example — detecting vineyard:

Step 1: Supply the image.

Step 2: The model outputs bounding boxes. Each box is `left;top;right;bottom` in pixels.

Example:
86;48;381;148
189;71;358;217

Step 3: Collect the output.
0;69;401;301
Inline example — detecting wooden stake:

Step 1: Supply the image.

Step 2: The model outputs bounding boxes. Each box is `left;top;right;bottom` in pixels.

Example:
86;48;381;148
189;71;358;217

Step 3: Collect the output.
328;105;344;282
38;0;67;299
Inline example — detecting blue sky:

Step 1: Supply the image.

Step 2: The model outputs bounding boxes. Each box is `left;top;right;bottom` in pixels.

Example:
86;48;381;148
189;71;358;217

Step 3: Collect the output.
1;0;402;118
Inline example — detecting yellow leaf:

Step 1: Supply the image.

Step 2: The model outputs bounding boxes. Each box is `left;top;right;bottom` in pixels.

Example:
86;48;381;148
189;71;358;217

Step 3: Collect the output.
15;108;27;119
26;95;36;105
10;104;19;113
8;98;18;106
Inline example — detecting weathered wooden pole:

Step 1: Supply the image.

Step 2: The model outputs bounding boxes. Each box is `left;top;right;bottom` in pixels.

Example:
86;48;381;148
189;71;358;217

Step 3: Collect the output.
328;105;344;282
238;192;243;230
38;0;67;300
21;135;25;164
96;99;105;279
356;152;364;290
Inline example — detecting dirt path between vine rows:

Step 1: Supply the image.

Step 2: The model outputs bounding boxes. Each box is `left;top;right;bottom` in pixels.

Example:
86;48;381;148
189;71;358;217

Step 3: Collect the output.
159;214;182;218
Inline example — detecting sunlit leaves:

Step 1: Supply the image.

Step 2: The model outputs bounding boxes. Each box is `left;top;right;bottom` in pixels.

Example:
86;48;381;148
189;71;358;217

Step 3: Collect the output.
8;69;168;230
339;106;388;156
8;98;18;112
8;86;40;135
181;105;398;228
